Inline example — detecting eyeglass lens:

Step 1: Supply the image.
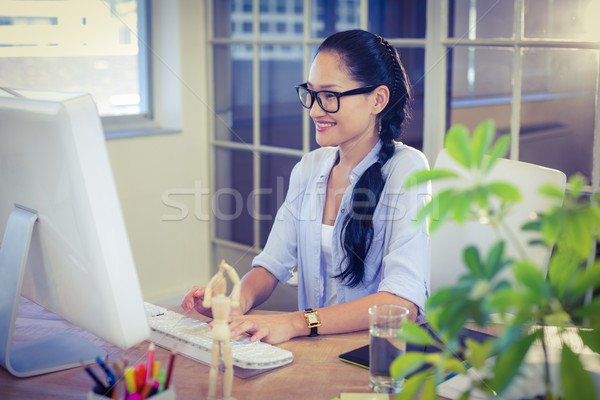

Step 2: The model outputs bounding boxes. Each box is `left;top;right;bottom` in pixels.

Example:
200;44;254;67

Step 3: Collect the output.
297;87;339;113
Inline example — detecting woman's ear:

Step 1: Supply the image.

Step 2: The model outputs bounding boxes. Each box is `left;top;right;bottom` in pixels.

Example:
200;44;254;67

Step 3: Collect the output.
371;85;390;115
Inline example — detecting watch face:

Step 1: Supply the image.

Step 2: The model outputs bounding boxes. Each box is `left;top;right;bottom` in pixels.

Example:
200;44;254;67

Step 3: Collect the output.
307;313;318;325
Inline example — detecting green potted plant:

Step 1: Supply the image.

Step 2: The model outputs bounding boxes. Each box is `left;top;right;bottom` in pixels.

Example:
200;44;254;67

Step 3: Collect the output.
392;119;600;400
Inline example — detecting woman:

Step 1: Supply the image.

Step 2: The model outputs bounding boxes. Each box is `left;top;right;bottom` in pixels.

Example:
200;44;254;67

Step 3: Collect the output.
182;29;431;344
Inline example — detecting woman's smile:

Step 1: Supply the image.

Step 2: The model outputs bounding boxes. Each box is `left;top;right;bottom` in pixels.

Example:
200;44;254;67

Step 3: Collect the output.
314;119;337;132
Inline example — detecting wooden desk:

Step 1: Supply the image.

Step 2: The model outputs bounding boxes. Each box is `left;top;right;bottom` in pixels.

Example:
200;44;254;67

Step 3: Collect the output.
0;299;379;400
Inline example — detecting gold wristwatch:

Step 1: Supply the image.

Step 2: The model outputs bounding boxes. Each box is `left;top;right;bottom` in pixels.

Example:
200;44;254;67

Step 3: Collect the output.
304;308;321;337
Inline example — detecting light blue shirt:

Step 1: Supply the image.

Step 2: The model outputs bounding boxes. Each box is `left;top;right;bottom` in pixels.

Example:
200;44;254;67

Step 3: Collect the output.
252;141;431;315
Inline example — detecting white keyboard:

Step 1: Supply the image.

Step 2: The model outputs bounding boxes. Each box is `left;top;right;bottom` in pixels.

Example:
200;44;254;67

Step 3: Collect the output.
144;302;294;378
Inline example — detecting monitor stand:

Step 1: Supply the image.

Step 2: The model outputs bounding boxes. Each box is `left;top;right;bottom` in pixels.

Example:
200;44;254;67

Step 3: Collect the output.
0;206;107;377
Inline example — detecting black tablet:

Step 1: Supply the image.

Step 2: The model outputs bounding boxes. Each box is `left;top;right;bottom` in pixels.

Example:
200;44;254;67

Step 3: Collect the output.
338;323;493;376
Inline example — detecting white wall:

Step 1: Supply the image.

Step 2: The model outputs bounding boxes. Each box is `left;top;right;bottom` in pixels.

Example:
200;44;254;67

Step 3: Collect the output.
106;1;212;302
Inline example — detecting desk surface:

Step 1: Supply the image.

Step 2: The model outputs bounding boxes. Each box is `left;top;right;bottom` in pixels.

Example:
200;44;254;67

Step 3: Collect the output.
0;298;379;400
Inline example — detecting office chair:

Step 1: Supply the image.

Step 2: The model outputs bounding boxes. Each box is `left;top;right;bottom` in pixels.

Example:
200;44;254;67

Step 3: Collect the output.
430;149;567;294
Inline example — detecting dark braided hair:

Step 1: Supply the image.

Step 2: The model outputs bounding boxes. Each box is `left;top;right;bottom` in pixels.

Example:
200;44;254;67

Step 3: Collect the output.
316;29;412;287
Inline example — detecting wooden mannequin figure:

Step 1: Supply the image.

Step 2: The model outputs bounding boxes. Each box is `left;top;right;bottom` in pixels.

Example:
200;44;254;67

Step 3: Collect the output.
202;260;241;400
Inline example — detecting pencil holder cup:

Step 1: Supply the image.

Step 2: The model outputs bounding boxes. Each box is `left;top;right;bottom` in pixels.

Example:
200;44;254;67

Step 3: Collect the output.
87;388;175;399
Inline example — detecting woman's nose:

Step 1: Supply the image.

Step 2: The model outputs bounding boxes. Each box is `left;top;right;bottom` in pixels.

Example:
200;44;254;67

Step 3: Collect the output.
309;99;327;118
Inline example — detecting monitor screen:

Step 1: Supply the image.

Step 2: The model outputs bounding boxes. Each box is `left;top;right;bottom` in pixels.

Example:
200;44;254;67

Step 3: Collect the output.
0;88;149;377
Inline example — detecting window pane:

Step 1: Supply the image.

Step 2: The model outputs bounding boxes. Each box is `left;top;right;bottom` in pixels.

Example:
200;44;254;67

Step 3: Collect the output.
310;0;361;38
450;46;513;100
519;48;598;182
524;0;599;41
0;0;149;117
449;47;513;138
398;47;425;150
450;0;514;39
259;1;304;39
214;148;254;246
259;154;300;247
214;44;254;144
215;0;253;39
260;45;304;149
368;0;426;38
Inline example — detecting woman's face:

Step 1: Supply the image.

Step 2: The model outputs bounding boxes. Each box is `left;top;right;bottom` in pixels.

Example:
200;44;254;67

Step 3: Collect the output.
306;50;380;150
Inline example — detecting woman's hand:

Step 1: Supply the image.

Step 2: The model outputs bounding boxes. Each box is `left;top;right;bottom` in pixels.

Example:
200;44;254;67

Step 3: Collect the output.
181;286;213;317
228;311;306;345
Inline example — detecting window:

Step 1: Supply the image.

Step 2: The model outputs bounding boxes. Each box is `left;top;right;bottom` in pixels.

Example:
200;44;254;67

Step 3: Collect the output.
0;0;151;123
445;0;599;184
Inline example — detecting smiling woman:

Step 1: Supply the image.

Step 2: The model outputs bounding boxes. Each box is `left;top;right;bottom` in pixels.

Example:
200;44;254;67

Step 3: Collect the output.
183;29;431;346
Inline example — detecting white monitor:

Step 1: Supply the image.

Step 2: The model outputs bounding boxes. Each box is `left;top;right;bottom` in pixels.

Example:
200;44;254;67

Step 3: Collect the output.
0;88;150;377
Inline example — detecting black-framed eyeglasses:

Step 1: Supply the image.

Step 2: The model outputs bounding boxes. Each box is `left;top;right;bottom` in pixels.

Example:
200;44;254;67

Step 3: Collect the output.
294;83;380;113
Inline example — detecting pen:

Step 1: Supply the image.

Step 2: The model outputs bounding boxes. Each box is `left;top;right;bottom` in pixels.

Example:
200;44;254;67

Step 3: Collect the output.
148;380;160;397
134;362;146;392
164;345;177;390
151;361;160;380
157;369;166;392
113;360;126;400
145;342;155;382
139;380;154;399
82;362;109;393
96;356;117;386
124;366;137;395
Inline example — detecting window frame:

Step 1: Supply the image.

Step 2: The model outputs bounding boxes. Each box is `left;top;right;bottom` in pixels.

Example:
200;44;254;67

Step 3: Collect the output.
424;0;600;191
103;0;182;139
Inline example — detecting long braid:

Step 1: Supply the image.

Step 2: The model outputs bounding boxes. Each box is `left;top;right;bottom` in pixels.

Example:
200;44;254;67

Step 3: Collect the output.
316;30;411;287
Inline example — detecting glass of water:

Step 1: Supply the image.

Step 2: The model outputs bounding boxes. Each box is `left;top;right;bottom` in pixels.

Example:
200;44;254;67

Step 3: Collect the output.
368;304;410;393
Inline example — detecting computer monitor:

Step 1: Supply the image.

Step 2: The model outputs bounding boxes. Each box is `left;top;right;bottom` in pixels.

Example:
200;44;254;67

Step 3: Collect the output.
0;88;150;377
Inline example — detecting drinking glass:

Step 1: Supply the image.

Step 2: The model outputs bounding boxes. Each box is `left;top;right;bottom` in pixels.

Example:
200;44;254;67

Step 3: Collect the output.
368;304;410;393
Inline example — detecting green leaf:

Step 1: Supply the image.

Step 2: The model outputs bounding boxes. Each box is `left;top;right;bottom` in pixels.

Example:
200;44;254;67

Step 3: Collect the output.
471;119;495;168
568;173;587;196
561;345;598;400
457;391;471;400
473;185;490;208
398;321;438;346
463;246;482;278
521;219;541;232
390;352;427;379
488;332;538;395
442;357;468;374
487;182;522;203
539;183;566;200
426;287;455;307
404;168;460;189
445;124;472;168
420;375;437;400
548;248;579;296
427;190;459;234
482;134;510;173
464;337;495;369
566;212;594;260
543;310;571;326
452;190;474;224
486;288;521;315
394;370;429;400
570;259;600;298
435;298;471;339
576;297;600;330
579;329;600;354
540;209;562;245
484;241;506;278
513;261;550;298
